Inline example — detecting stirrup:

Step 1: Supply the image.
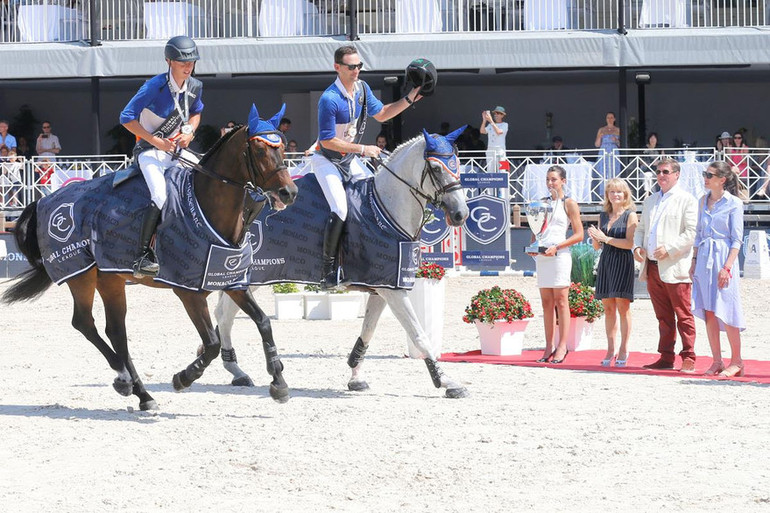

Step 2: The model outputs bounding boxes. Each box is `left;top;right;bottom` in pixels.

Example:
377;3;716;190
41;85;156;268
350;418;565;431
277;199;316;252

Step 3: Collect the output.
132;251;159;278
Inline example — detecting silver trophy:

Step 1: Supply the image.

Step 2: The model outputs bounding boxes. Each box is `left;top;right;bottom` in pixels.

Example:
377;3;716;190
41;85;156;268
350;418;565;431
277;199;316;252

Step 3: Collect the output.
525;199;553;254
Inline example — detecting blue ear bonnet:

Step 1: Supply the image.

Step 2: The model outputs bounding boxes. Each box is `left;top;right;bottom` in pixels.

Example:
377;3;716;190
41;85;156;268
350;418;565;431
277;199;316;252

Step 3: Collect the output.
248;103;286;146
422;125;467;178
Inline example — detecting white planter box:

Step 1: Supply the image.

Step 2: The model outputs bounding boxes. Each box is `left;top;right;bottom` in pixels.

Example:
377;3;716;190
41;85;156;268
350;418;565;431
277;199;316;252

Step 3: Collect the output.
303;292;330;320
406;278;445;358
554;316;595;351
273;292;304;320
327;292;364;320
475;319;530;356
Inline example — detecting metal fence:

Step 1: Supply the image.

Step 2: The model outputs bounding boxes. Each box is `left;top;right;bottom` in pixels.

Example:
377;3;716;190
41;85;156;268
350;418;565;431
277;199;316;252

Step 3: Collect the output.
3;149;769;214
1;0;768;43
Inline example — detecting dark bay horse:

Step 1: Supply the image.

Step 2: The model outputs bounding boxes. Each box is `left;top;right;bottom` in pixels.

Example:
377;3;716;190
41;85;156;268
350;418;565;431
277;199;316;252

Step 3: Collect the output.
1;104;298;411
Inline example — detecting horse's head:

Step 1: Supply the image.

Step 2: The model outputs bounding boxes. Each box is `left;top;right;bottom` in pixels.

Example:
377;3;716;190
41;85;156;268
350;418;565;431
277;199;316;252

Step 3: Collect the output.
421;126;469;226
246;103;298;209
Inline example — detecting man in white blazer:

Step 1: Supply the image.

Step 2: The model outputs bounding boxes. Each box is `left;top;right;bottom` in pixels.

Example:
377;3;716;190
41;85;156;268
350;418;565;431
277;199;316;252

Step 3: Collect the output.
633;158;698;372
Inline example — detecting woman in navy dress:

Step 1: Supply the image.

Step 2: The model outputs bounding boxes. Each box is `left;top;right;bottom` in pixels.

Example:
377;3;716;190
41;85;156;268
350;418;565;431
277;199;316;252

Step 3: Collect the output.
588;178;638;367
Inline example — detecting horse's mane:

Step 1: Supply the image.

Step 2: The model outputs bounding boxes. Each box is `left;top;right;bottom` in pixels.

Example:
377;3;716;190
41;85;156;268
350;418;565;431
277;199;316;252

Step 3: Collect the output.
380;134;424;168
198;124;244;167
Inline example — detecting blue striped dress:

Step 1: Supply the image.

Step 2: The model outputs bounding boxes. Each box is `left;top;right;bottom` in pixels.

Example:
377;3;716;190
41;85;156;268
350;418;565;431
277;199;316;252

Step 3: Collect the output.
595;210;635;301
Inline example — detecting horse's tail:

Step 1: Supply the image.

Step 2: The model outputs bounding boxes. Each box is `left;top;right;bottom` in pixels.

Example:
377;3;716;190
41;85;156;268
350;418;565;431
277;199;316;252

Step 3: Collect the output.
1;201;53;304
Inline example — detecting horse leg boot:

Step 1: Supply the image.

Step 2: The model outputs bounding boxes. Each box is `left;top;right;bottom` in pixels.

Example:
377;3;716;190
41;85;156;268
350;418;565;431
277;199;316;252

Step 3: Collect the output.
319;213;344;290
132;202;161;278
347;293;387;391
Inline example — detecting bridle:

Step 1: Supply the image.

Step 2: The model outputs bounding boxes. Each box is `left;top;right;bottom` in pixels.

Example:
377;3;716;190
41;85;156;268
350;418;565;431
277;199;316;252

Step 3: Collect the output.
372;147;462;240
171;127;288;201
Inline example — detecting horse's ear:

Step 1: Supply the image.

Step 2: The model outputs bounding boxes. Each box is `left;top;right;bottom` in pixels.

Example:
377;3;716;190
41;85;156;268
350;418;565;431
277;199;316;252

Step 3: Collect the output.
445;125;468;145
248;104;260;134
422;128;438;152
269;103;287;130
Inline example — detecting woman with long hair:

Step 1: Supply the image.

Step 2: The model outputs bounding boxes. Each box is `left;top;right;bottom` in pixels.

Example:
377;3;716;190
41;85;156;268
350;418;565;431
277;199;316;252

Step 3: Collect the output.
689;161;746;378
588;178;638;367
594;111;621;199
527;166;584;364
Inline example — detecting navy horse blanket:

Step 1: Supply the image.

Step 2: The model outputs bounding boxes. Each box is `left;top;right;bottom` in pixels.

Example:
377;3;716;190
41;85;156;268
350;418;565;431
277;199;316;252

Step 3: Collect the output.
248;174;419;289
37;166;253;291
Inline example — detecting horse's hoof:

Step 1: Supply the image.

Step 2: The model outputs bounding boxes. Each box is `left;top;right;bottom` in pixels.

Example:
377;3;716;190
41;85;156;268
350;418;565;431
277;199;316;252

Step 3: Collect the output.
112;378;133;397
140;399;159;411
172;372;187;392
347;380;370;392
269;383;290;403
445;387;469;399
231;375;254;387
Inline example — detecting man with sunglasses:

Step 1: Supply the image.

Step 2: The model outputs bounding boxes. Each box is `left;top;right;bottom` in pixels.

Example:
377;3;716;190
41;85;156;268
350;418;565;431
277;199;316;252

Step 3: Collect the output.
120;35;204;278
312;45;424;289
633;158;698;372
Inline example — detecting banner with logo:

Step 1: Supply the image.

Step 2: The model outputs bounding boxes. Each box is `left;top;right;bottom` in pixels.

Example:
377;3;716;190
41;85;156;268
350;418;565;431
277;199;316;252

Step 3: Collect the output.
419;205;456;270
460;173;510;271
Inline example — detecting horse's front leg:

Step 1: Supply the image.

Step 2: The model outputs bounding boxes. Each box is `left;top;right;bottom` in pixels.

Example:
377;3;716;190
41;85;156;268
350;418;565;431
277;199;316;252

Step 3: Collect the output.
213;290;254;387
346;293;386;392
171;290;220;391
378;288;468;399
224;288;289;403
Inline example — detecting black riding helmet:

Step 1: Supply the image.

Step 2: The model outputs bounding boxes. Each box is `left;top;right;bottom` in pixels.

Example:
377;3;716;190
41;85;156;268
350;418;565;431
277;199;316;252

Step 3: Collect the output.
405;58;437;97
164;35;200;62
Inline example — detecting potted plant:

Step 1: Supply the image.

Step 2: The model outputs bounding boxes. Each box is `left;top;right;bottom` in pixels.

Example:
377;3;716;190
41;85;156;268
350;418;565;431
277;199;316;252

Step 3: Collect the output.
272;283;303;320
555;282;605;351
302;284;363;320
406;261;447;358
463;286;534;356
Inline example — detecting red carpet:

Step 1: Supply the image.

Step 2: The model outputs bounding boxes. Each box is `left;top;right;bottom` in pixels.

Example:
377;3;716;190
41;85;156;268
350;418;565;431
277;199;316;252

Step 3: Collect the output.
439;350;769;383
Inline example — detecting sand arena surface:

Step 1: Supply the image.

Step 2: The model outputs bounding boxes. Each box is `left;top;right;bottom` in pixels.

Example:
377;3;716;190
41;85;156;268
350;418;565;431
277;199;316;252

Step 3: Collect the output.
1;275;769;512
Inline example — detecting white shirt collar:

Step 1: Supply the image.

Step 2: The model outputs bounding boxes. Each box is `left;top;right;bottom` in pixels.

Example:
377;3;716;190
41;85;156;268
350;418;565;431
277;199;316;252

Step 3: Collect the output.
168;72;188;94
659;181;681;200
334;77;357;100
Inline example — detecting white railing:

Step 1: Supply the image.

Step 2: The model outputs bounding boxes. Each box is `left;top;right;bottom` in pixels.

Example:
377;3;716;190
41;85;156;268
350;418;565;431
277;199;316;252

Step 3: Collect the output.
4;149;770;212
2;0;769;43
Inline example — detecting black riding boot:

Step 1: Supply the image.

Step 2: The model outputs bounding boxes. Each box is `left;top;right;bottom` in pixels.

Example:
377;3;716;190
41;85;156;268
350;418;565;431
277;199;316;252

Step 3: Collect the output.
132;203;162;278
319;212;345;290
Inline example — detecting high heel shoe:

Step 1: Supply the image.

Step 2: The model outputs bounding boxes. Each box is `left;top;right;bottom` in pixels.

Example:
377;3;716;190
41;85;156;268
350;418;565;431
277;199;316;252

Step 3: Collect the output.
600;355;616;367
614;354;629;368
551;349;569;364
703;361;725;376
718;364;745;378
536;351;554;363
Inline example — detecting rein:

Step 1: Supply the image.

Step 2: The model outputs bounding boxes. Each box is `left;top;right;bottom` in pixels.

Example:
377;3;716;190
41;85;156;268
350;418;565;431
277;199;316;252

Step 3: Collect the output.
372;149;462;240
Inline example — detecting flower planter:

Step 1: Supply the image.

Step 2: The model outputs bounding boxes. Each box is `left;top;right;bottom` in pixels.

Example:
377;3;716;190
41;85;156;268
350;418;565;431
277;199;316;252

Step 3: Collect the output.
406;278;445;358
303;292;330;320
273;292;304;320
474;319;530;356
554;316;595;351
327;292;364;320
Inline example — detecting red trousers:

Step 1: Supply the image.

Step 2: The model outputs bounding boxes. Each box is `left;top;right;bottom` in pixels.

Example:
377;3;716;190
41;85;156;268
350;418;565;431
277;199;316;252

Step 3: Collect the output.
645;260;696;362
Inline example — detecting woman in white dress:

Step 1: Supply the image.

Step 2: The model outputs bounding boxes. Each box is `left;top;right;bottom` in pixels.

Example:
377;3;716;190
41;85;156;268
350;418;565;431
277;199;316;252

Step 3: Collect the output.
527;165;584;364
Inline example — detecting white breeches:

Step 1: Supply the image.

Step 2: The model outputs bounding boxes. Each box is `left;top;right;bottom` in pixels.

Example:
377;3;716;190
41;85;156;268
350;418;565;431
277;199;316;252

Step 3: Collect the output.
137;148;198;208
311;153;372;220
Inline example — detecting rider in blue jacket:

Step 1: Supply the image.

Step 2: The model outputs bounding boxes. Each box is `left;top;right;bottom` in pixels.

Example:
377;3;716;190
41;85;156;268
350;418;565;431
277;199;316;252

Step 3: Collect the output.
312;46;436;289
119;35;204;278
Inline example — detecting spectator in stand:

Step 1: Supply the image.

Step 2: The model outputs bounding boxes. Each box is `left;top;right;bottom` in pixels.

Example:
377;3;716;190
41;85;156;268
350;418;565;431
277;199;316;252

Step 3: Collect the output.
634;158;698;373
690;161;745;378
1;148;24;207
724;131;749;180
480;106;508;173
220;120;236;137
438;121;450;136
588;178;638;368
36;158;55;198
286;139;299;154
594;111;620;199
16;136;32;159
0;119;17;151
36;121;62;160
716;131;732;153
375;132;391;151
642;132;664;197
278;117;291;135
